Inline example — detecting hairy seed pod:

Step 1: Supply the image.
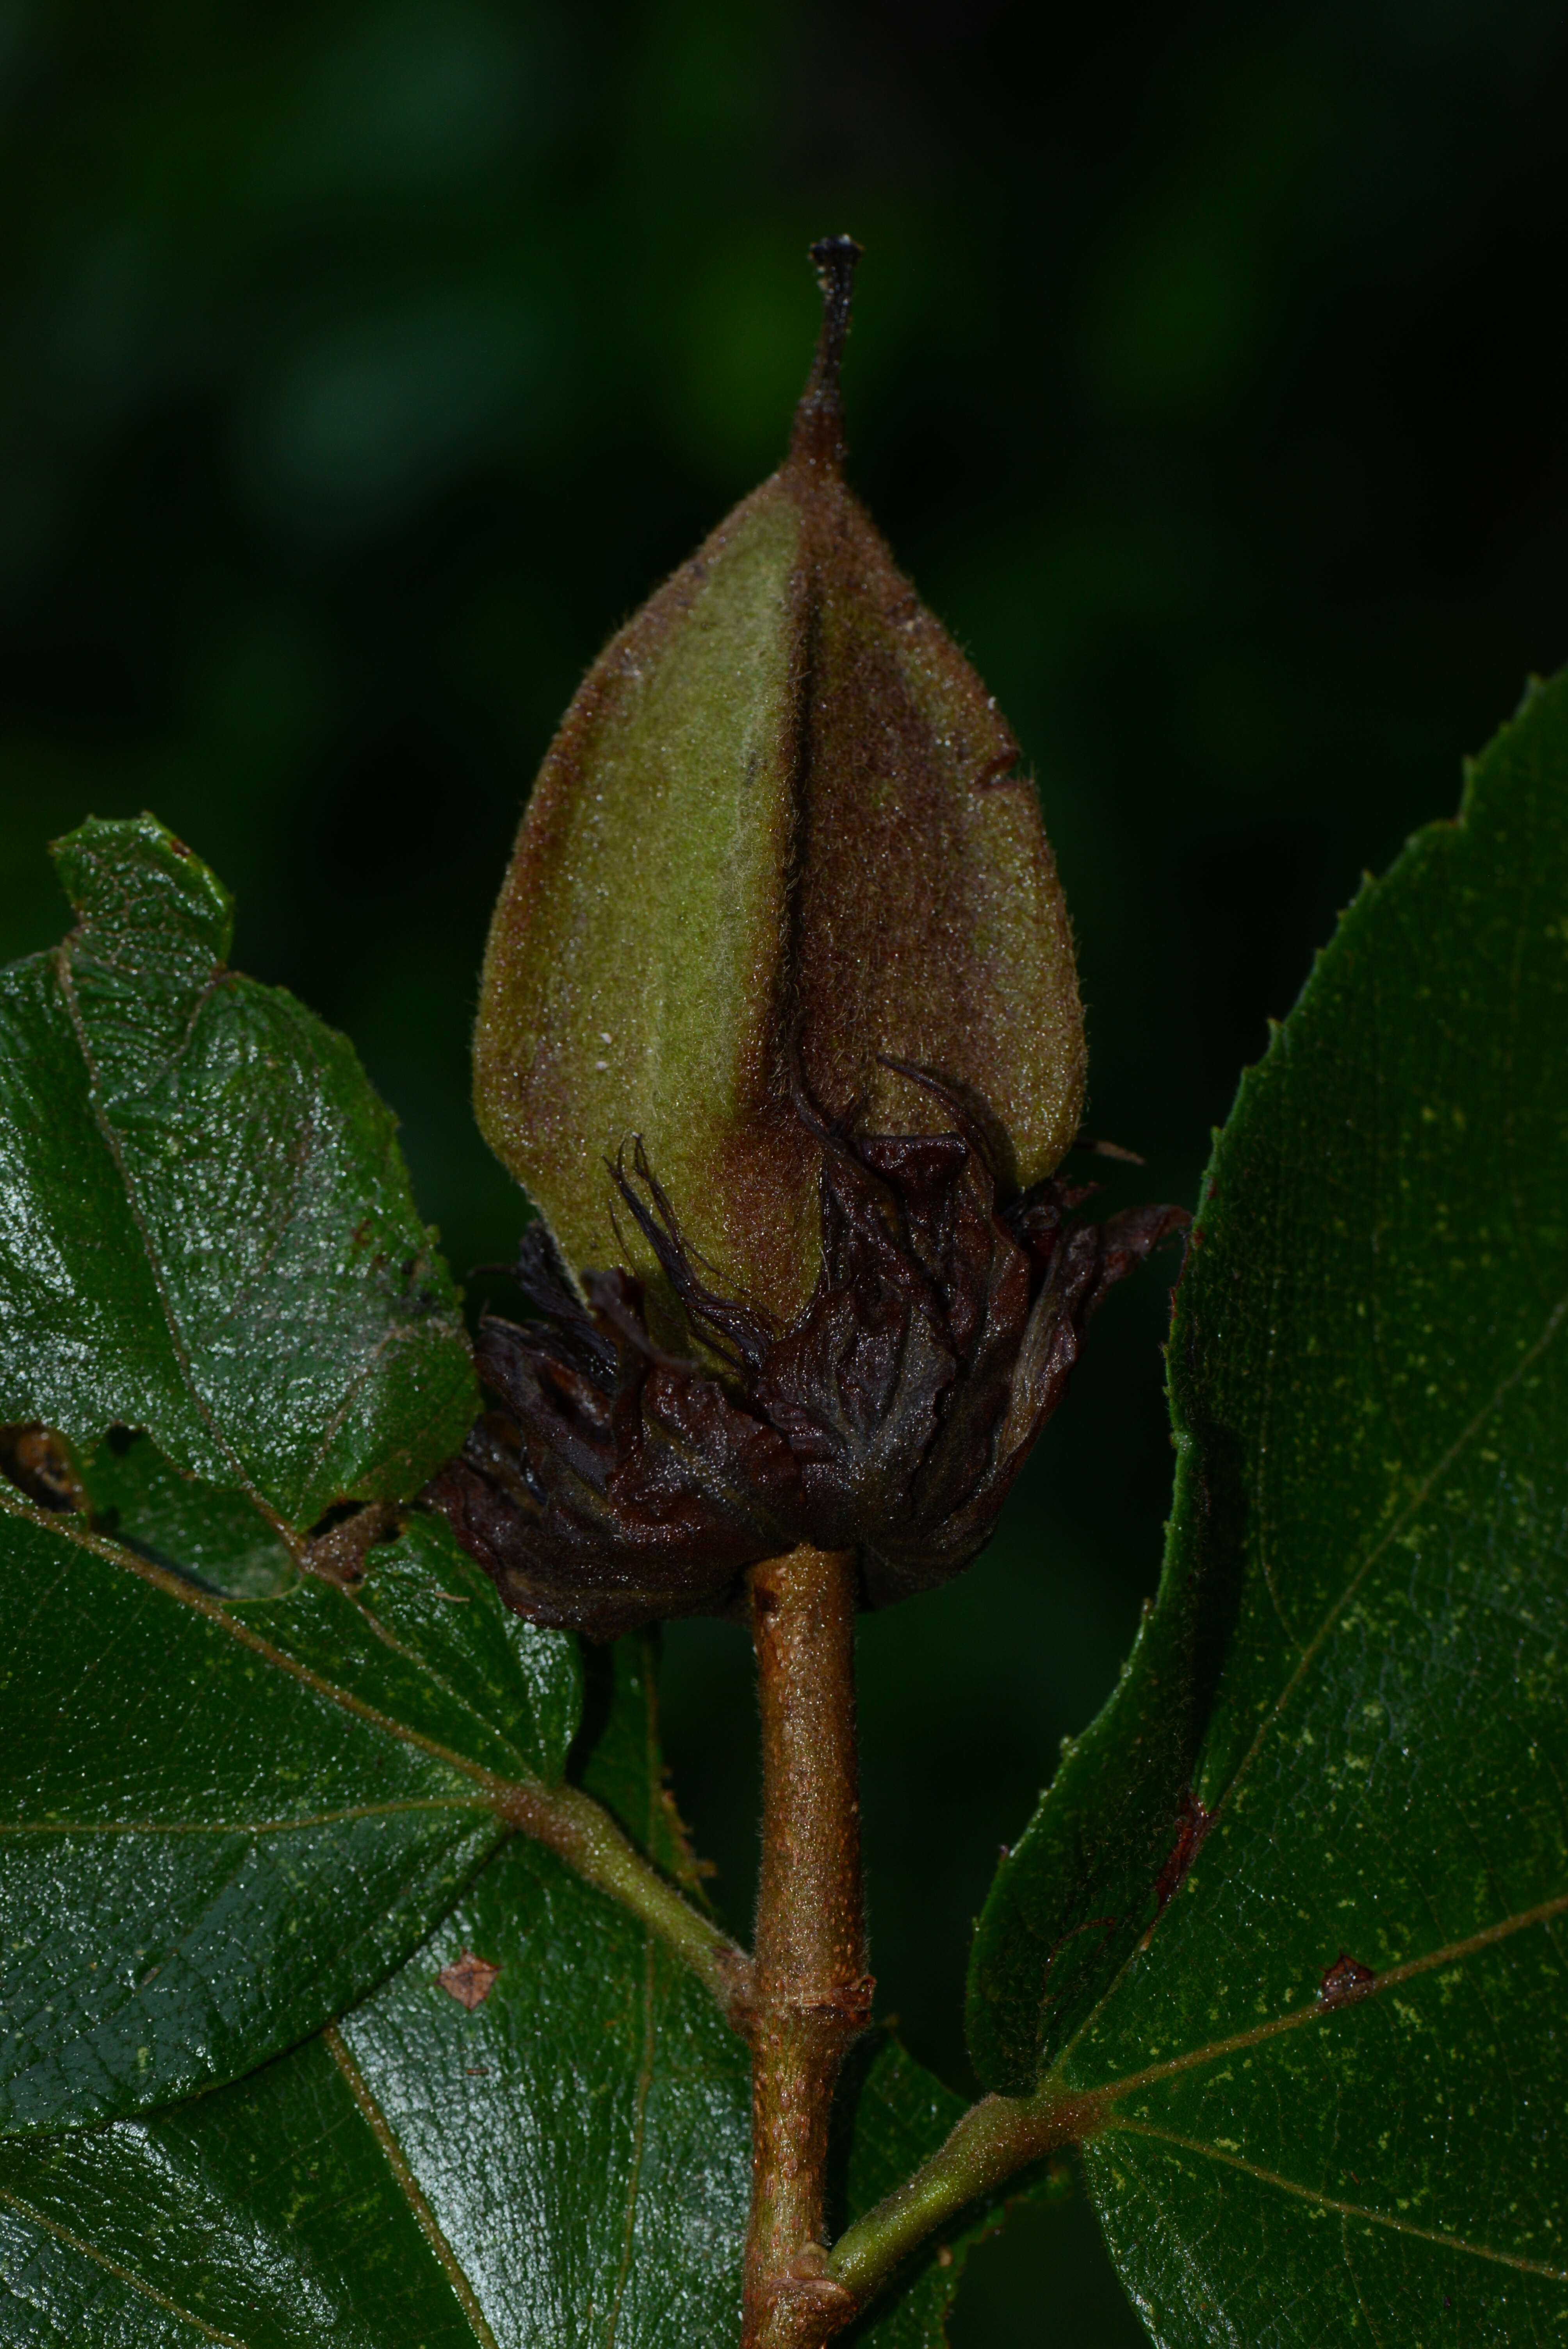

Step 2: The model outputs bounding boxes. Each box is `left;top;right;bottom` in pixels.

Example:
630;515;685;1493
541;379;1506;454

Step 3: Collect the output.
430;242;1185;1636
473;237;1084;1326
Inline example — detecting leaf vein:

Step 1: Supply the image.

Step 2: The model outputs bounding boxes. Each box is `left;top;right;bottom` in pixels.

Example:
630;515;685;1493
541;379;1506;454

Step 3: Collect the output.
324;2023;500;2349
1208;1285;1568;1836
0;1801;482;1836
1078;1887;1568;2104
1112;2120;1568;2282
0;2181;251;2344
0;1483;518;1807
600;1654;665;2349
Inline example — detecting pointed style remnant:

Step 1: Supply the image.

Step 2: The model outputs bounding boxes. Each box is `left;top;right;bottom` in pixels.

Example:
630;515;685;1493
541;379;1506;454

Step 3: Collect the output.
435;242;1186;1634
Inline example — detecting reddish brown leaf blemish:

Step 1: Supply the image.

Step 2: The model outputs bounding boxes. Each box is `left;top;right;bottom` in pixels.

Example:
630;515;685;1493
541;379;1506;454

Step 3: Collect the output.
1153;1790;1213;1917
1319;1951;1376;2008
437;1951;500;2010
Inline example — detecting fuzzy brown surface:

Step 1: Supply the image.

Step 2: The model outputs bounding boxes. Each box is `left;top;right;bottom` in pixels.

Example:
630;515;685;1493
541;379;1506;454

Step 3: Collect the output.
743;1543;868;2349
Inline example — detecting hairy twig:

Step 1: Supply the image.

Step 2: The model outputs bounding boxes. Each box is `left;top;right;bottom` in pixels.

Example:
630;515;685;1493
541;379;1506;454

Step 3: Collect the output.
742;1544;869;2349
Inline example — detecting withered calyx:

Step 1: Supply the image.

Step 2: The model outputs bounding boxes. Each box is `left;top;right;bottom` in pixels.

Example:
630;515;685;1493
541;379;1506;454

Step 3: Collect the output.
424;1079;1185;1639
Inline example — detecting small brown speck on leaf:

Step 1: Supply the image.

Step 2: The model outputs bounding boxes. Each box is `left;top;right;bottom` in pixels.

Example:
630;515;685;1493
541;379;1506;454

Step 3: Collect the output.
1319;1951;1376;2008
437;1951;500;2009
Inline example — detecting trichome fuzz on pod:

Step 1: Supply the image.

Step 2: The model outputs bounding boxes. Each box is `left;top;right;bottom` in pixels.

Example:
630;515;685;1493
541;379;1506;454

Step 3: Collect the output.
427;238;1185;1635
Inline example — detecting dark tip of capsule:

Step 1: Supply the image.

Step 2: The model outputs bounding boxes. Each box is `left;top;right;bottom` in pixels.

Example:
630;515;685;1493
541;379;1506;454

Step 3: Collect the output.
790;233;862;472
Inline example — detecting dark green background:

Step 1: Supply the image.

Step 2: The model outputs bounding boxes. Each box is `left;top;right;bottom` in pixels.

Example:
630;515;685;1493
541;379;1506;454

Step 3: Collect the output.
2;5;1564;2337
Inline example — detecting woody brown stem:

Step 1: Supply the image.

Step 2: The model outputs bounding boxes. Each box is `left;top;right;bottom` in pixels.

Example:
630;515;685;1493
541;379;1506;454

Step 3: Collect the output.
742;1545;870;2349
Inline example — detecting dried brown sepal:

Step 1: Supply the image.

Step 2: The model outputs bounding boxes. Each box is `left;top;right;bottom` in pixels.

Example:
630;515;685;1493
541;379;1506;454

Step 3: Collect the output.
424;1100;1187;1637
422;1224;801;1639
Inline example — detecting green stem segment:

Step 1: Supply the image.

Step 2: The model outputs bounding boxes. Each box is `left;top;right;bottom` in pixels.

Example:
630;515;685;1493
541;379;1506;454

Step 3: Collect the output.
497;1776;753;2027
825;2083;1094;2315
743;1545;869;2349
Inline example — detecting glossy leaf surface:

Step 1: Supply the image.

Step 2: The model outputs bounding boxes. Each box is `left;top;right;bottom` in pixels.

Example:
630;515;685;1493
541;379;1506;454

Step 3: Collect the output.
0;2029;486;2348
1059;675;1568;2337
964;1474;1236;2092
0;1494;577;2135
81;1426;297;1599
337;1698;755;2348
0;814;475;1529
0;1629;994;2346
335;1635;751;2346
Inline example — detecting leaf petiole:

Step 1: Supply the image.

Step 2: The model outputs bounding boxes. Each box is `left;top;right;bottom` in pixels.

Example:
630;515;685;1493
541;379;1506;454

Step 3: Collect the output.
824;2083;1088;2319
496;1774;754;2026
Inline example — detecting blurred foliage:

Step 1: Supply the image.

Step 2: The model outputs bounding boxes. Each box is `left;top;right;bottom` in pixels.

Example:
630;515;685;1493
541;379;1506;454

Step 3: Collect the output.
2;2;1565;2337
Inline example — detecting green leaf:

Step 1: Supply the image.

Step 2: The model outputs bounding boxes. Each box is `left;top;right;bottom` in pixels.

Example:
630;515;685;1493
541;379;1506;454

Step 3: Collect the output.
0;1631;747;2344
574;1629;706;1886
328;1634;754;2344
0;1625;994;2346
80;1427;296;1599
0;813;476;1531
1058;674;1568;2338
254;1513;583;1790
336;1834;752;2344
0;1833;751;2348
964;1503;1237;2091
0;2030;487;2347
0;1491;578;2135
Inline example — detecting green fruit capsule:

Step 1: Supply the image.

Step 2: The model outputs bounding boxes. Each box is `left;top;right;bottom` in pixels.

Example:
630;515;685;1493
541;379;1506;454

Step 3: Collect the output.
431;242;1180;1638
473;237;1083;1327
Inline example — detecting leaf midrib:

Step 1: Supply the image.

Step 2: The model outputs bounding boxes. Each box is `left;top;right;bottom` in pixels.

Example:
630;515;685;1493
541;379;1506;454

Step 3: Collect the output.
337;1579;542;1783
600;1656;665;2349
324;2024;501;2349
1071;1886;1568;2110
